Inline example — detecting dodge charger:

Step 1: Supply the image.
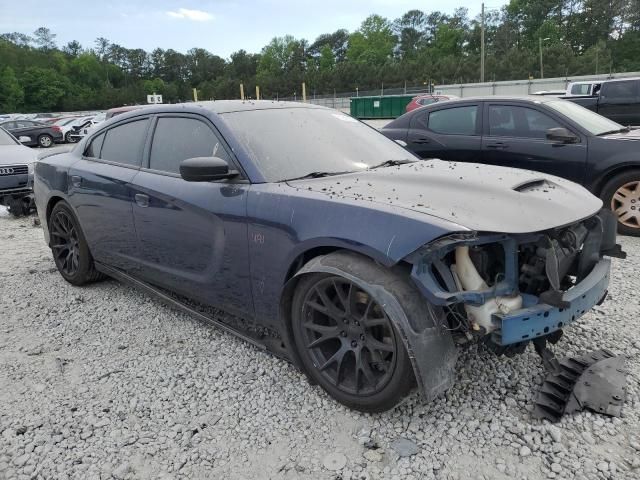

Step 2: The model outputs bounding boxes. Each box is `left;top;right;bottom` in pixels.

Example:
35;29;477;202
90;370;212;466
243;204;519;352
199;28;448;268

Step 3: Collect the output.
34;101;622;412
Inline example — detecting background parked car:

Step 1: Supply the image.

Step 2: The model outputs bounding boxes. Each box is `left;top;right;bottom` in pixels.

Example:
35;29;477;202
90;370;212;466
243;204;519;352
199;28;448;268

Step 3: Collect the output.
0;119;63;148
68;112;107;142
0;127;38;216
57;116;95;143
405;94;458;113
564;77;640;125
382;96;640;236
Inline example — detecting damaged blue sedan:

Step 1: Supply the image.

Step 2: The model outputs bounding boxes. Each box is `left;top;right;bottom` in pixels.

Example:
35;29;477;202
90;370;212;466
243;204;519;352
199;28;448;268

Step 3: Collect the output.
34;101;625;415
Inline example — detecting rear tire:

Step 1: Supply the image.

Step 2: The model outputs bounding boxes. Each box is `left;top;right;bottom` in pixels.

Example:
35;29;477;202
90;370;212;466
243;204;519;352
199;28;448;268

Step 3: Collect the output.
38;134;53;148
291;253;415;412
49;202;105;285
600;170;640;237
7;198;27;217
65;132;77;143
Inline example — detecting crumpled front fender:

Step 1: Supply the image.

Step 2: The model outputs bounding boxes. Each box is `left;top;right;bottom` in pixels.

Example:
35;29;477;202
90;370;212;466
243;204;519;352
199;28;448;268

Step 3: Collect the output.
292;251;458;402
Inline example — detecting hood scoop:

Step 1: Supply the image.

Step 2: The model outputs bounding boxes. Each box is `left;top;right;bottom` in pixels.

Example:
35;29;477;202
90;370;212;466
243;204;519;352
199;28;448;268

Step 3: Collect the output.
512;179;554;193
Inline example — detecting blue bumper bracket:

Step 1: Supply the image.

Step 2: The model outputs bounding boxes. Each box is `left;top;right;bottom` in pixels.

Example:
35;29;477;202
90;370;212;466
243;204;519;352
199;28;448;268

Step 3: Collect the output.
492;258;611;346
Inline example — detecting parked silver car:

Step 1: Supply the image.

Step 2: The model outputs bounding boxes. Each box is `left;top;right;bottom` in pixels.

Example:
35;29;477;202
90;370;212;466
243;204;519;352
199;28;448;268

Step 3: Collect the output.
0;127;38;216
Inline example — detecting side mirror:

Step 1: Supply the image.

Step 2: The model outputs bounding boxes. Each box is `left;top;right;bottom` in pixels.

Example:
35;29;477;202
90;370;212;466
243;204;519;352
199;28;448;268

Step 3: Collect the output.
18;136;30;143
179;156;238;182
546;127;578;144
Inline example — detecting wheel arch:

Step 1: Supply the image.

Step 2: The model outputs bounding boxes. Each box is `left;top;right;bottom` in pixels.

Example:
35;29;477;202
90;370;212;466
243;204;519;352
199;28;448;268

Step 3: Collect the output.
279;249;458;401
590;164;640;196
46;195;65;224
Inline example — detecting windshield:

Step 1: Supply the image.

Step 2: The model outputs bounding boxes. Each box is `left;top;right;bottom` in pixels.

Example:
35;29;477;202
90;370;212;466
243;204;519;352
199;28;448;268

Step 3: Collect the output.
221;108;415;182
546;100;624;135
0;128;18;145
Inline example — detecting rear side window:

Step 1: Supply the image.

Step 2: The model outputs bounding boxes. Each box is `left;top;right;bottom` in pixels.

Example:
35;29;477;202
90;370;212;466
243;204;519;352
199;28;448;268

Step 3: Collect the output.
602;80;639;101
570;83;592;95
428;106;478;135
149;117;230;174
418;98;438;106
100;119;149;167
85;132;105;158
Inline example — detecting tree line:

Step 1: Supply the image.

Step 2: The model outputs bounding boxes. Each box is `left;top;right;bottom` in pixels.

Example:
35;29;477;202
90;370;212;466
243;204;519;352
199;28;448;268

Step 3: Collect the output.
1;0;640;113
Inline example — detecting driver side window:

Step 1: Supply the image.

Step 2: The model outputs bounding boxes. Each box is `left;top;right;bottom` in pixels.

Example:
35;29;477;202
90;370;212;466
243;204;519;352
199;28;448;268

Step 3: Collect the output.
149;117;230;174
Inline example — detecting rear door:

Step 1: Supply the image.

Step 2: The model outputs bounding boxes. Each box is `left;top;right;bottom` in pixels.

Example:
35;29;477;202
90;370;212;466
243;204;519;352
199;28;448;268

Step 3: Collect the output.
129;114;252;316
481;102;587;184
67;117;150;271
407;103;481;161
597;80;640;126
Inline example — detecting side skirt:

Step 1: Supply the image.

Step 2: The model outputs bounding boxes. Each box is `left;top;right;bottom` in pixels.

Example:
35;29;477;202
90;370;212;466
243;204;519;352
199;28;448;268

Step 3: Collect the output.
95;262;272;353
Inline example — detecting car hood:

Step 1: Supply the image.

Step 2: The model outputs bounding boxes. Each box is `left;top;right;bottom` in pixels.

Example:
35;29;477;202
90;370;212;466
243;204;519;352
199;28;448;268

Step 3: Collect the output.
291;160;602;233
0;145;38;165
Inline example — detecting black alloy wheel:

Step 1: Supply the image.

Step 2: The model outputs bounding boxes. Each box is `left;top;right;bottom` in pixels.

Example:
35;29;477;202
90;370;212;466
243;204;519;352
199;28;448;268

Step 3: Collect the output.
50;209;81;276
48;202;104;285
298;277;398;396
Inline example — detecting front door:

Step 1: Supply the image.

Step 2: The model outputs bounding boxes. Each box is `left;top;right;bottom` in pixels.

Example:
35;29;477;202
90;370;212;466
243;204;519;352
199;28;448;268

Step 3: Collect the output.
481;103;588;185
129;114;253;318
67;117;150;271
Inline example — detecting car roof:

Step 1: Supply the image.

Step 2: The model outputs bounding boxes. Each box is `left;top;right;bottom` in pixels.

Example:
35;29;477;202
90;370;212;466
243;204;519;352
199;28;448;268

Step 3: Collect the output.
109;100;325;119
107;105;145;113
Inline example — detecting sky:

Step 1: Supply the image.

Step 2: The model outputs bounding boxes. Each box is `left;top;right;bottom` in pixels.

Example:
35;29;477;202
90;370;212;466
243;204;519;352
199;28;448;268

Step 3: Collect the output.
0;0;501;59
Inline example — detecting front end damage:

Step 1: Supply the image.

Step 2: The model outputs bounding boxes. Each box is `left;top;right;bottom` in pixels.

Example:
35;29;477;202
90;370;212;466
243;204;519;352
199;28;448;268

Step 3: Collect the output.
405;209;627;421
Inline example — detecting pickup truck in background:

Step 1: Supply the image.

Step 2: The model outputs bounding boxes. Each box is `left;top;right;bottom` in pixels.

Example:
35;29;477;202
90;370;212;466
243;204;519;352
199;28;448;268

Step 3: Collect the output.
565;77;640;125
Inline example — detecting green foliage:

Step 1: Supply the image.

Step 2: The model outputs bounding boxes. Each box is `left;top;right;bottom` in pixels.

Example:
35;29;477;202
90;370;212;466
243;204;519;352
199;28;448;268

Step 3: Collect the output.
21;67;71;111
0;67;24;112
1;1;639;113
347;15;396;65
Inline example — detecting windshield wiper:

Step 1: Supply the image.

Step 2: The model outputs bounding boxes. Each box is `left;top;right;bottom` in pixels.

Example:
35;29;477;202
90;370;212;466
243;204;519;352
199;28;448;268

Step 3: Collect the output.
282;170;353;182
597;126;631;136
368;159;417;170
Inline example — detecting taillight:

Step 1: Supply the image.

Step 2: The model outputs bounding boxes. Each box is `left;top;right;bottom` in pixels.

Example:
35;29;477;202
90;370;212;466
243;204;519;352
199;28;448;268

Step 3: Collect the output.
52;126;61;132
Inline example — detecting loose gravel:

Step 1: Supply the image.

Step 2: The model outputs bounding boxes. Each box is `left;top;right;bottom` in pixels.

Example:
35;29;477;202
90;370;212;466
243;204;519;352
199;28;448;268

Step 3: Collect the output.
1;211;639;480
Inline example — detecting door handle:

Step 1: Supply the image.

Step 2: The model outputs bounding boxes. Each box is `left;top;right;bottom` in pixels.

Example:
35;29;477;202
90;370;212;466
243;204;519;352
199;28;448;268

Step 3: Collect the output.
486;142;508;149
412;137;431;144
135;193;150;207
70;175;82;187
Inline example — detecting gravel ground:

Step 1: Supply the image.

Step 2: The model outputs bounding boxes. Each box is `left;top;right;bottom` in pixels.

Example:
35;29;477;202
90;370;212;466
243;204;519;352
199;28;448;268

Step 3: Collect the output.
0;211;639;480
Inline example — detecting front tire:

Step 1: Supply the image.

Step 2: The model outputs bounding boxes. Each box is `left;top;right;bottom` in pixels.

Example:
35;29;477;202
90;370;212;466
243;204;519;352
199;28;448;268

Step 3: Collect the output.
38;134;53;148
65;132;78;143
49;202;104;285
291;255;415;412
600;170;640;237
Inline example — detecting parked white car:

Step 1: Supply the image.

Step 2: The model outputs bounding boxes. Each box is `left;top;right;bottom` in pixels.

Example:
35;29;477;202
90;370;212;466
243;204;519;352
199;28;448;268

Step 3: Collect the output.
69;112;106;142
57;116;96;143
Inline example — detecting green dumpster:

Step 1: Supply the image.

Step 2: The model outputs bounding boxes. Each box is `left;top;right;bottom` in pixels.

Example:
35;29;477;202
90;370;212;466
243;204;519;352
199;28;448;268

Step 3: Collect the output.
350;94;415;119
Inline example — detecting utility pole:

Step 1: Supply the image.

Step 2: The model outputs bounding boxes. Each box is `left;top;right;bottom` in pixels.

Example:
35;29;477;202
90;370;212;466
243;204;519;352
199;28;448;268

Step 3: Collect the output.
539;37;550;79
539;37;543;79
480;2;485;83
